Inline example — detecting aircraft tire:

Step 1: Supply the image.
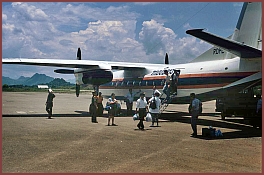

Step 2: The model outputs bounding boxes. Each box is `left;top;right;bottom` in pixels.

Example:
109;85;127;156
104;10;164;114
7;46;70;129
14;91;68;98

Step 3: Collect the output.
221;111;226;120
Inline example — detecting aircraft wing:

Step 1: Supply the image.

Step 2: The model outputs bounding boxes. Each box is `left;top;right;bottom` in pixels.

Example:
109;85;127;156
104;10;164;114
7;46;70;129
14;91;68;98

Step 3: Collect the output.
186;29;262;58
2;58;155;70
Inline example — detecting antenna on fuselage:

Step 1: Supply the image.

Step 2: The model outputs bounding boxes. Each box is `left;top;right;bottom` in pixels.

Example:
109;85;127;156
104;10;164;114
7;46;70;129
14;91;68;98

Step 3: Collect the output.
165;53;169;64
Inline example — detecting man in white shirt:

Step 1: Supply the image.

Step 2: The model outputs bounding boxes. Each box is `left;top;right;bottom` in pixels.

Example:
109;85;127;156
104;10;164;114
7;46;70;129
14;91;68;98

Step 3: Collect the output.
189;93;201;137
148;90;161;127
136;92;148;130
125;88;141;116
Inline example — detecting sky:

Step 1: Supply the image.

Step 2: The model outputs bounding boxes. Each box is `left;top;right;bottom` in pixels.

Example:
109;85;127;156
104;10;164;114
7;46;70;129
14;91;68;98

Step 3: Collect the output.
2;2;244;81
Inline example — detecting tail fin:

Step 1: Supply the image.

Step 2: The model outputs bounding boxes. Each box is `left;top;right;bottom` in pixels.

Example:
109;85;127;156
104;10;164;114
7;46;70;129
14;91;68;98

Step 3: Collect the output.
190;2;262;63
233;2;262;49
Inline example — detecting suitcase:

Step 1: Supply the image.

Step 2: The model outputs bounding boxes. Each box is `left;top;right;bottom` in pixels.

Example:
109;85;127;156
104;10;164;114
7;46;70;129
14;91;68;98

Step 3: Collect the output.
202;128;215;137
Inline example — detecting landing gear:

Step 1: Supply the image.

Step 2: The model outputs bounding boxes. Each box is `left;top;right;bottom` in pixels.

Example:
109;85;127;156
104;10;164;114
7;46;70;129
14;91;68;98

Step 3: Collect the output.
221;110;226;120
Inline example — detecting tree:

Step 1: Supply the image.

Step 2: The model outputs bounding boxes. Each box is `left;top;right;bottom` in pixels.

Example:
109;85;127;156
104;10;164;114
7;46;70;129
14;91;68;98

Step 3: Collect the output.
3;84;9;89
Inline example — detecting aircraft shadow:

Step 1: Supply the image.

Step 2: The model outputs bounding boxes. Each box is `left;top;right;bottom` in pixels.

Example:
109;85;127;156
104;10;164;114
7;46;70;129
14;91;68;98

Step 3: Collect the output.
159;112;262;140
2;111;261;139
2;113;89;117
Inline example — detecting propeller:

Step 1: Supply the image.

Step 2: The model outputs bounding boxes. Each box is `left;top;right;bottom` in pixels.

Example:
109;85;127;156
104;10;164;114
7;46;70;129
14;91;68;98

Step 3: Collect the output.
77;47;81;60
76;84;80;97
76;47;81;96
165;53;169;64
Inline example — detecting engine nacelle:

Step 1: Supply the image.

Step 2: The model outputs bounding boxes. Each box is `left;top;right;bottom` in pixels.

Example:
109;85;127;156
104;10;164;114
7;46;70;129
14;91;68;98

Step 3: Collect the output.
75;69;113;86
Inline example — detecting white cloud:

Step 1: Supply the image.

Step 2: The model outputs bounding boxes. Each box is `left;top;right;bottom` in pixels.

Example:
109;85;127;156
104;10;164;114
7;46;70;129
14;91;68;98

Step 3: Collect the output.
2;13;7;21
139;19;176;55
138;19;211;64
134;2;157;6
11;2;48;21
183;23;192;30
2;2;212;79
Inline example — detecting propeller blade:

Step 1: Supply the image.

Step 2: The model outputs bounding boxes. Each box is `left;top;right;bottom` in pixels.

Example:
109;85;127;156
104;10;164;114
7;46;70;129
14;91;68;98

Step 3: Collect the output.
77;48;81;60
76;84;80;97
165;53;169;64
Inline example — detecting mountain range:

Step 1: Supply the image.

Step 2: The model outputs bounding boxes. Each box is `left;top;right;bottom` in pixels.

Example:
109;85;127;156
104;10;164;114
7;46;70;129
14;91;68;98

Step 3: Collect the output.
2;73;73;86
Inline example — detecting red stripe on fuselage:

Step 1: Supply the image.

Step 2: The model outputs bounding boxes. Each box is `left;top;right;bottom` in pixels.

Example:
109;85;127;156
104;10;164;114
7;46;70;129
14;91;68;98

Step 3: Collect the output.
111;71;257;81
100;83;230;89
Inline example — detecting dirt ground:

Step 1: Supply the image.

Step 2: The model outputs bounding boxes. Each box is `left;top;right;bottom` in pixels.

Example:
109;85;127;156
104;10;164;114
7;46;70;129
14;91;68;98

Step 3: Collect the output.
2;92;262;173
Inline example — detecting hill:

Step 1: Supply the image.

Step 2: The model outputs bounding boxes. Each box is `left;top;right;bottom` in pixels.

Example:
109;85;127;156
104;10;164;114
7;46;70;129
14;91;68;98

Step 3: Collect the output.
3;73;54;86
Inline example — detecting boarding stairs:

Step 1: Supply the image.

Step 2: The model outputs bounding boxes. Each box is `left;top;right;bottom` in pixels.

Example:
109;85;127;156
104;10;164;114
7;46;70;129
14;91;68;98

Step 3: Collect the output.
159;92;177;114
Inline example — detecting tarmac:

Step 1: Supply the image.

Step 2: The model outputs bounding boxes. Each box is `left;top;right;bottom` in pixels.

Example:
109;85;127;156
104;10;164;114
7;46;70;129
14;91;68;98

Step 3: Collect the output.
2;91;262;173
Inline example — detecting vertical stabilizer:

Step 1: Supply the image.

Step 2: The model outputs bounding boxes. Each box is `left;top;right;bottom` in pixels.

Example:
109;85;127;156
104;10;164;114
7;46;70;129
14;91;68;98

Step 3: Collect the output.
232;2;262;49
190;2;262;63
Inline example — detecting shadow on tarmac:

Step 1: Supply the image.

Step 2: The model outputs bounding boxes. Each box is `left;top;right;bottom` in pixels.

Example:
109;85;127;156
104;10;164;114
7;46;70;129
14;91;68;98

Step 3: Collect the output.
159;112;262;140
2;110;261;140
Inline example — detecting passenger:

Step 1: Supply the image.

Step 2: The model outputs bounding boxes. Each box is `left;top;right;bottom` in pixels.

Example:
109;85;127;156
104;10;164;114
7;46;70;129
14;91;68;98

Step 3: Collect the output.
136;92;149;130
148;90;161;127
90;91;98;123
107;93;118;126
189;93;201;137
162;69;171;102
96;92;104;117
45;88;55;119
116;102;121;116
152;86;157;97
124;88;141;116
171;69;180;95
256;94;262;117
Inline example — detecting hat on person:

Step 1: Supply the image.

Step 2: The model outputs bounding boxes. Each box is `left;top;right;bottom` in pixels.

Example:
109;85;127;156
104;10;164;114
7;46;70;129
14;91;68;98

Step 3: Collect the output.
154;90;161;95
140;92;145;96
48;88;53;92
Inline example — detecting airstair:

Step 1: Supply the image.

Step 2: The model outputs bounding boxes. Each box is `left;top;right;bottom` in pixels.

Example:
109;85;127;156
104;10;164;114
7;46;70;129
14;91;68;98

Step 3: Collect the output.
159;92;177;114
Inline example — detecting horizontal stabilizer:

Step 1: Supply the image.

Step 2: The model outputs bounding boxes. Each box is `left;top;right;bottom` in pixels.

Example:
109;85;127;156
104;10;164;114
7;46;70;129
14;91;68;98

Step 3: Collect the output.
186;29;262;58
54;69;74;74
223;72;261;89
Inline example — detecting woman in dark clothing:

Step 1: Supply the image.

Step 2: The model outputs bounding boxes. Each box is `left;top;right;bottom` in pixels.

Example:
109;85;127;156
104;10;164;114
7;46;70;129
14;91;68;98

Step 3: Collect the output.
46;89;55;119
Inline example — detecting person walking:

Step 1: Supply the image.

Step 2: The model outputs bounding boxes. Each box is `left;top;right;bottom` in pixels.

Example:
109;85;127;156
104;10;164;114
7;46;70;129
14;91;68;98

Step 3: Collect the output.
45;88;55;119
135;92;148;130
107;93;118;126
189;93;201;137
97;92;104;117
148;90;161;127
90;91;98;123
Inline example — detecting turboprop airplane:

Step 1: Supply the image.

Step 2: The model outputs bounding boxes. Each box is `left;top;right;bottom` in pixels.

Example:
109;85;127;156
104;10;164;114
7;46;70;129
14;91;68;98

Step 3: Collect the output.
2;2;262;104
